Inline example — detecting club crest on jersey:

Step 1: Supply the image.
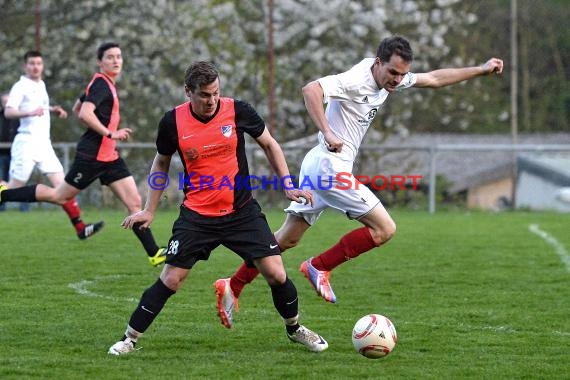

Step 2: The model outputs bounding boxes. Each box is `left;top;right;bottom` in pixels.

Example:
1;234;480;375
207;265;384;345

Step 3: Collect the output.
366;108;378;120
221;125;232;138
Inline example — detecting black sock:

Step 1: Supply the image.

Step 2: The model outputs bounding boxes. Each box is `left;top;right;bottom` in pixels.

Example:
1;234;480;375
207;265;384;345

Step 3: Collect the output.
132;222;160;256
120;335;136;346
128;279;176;333
1;185;37;202
270;277;299;321
286;324;301;335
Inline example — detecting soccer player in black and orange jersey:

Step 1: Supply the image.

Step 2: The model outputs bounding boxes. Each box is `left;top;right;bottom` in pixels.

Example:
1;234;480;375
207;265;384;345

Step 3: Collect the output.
108;61;329;355
0;42;165;265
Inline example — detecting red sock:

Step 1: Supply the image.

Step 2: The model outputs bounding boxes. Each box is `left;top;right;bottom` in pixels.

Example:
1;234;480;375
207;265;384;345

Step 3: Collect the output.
311;227;377;271
230;263;260;298
61;198;85;233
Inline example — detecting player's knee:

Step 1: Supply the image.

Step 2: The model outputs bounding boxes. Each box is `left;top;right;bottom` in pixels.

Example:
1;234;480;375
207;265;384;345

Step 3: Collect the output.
49;187;72;205
160;273;185;292
384;222;397;243
59;192;75;204
263;268;287;286
381;220;397;243
265;273;287;286
278;237;300;252
371;221;396;246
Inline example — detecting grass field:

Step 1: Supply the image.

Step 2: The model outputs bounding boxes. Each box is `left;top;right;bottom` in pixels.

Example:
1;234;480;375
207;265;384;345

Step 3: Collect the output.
1;207;569;379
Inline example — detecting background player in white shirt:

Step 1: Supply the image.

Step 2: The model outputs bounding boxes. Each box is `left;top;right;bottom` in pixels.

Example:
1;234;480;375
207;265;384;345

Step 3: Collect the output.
4;50;103;239
0;44;164;265
214;36;503;325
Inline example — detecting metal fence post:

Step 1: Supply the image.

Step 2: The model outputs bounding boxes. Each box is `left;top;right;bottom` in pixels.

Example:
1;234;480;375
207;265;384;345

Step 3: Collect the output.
429;146;437;214
63;143;70;173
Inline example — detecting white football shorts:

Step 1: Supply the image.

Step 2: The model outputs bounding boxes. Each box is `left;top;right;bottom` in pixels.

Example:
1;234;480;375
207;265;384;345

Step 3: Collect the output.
9;133;64;182
285;145;381;225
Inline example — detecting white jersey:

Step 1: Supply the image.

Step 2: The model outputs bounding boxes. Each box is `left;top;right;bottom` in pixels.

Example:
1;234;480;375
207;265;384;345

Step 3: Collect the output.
286;58;416;223
6;75;51;140
317;58;416;162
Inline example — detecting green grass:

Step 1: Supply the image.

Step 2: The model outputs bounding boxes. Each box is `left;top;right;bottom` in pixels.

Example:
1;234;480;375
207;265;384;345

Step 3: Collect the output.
0;208;569;379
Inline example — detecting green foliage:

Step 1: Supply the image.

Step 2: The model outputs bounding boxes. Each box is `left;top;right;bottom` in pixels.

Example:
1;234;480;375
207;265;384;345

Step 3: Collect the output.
0;208;569;379
0;1;567;143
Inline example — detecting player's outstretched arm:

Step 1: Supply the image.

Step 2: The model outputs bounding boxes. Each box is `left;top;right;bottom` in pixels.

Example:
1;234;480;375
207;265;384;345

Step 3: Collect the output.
414;57;503;88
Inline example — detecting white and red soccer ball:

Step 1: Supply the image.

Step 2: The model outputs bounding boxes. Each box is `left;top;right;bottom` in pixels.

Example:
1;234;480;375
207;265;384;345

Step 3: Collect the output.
352;314;397;359
556;187;570;204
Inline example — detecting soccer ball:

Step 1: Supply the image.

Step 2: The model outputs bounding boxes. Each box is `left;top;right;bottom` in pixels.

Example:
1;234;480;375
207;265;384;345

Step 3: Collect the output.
556;187;570;204
352;314;397;359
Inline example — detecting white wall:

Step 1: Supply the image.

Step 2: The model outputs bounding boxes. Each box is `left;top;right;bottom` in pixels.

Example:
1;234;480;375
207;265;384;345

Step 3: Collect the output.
516;172;570;212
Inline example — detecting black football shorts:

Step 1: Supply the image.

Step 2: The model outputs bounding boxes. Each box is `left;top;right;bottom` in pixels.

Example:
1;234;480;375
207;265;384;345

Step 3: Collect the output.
65;156;132;190
164;199;281;269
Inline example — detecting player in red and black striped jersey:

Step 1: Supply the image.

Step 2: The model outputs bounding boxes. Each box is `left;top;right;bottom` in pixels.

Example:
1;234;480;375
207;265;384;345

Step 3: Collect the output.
74;75;120;162
0;43;165;265
156;97;266;216
108;61;328;355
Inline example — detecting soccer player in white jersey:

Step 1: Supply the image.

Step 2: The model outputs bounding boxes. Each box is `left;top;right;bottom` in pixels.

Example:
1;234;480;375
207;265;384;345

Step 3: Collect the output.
3;50;103;239
213;36;503;325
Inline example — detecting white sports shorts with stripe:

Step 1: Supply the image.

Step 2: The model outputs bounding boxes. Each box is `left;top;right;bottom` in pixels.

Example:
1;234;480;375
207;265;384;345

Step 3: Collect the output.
9;133;64;182
285;145;381;225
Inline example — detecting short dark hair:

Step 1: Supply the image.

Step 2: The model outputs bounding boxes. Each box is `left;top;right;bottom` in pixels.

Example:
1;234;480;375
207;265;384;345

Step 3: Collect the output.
184;61;219;92
97;42;120;60
23;50;42;62
376;36;413;63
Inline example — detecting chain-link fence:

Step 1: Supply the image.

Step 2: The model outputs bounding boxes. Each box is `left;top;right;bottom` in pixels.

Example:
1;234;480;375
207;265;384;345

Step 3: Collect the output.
4;134;568;213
